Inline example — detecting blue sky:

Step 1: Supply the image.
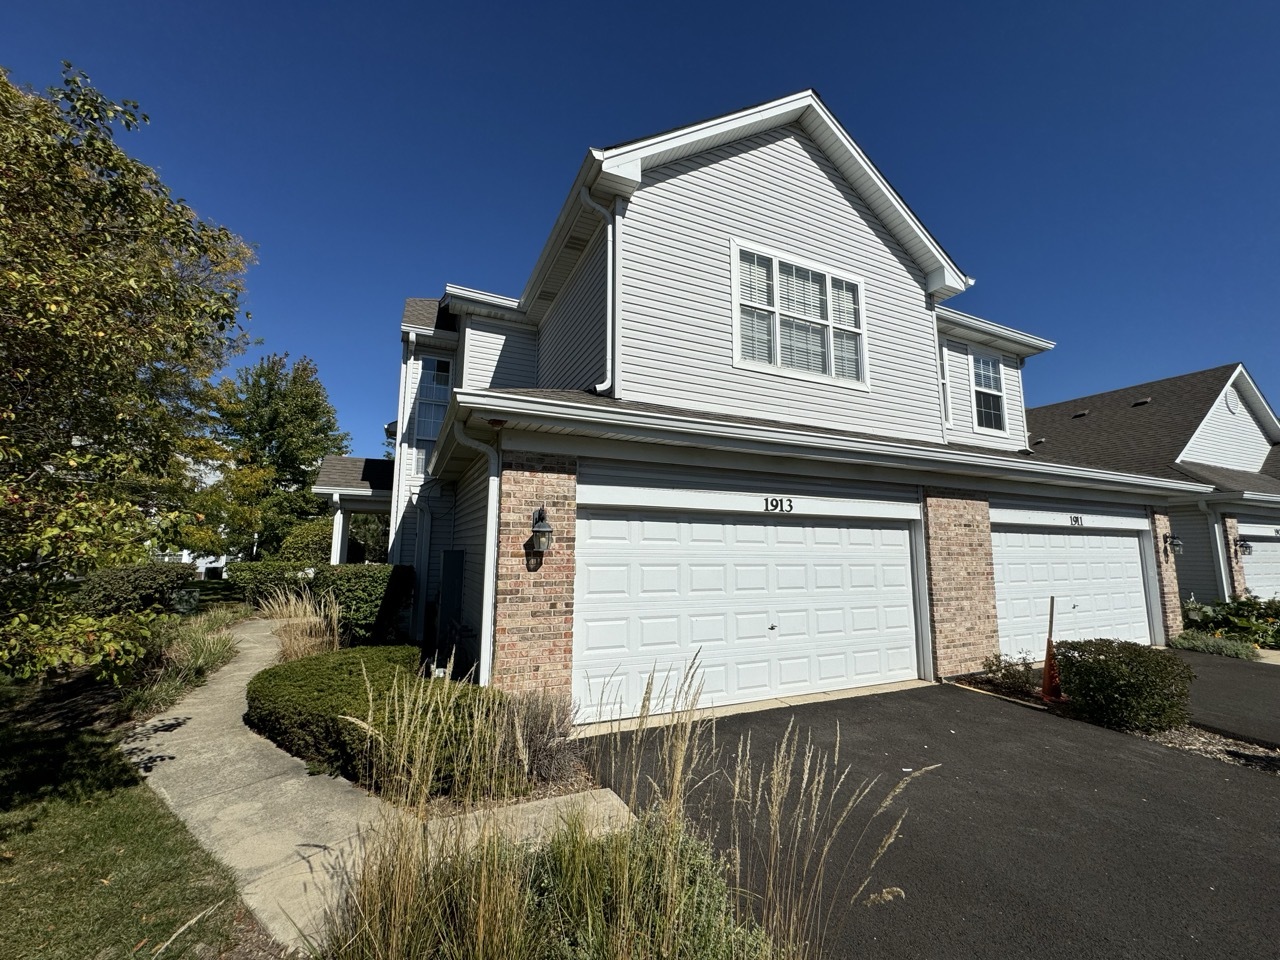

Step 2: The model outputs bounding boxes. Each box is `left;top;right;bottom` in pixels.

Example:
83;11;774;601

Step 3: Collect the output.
6;1;1278;455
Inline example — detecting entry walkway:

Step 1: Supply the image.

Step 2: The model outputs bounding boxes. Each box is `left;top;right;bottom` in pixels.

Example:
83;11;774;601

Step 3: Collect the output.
123;619;383;953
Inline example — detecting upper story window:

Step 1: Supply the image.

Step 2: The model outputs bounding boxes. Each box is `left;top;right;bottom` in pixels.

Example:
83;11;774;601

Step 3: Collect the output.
971;353;1005;433
735;245;866;384
413;355;452;474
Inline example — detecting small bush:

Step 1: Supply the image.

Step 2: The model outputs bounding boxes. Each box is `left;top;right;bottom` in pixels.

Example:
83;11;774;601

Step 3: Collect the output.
311;564;414;644
76;562;197;616
1168;629;1261;660
1056;639;1195;732
118;609;241;718
276;517;334;566
1183;595;1280;650
981;652;1039;696
245;646;458;785
226;561;312;606
260;588;342;662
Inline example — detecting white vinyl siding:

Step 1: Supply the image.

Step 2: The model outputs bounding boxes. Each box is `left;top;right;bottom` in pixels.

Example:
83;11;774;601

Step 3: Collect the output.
942;339;1024;451
462;317;538;389
617;124;944;441
1168;506;1220;602
1179;382;1272;471
538;229;608;389
452;456;490;639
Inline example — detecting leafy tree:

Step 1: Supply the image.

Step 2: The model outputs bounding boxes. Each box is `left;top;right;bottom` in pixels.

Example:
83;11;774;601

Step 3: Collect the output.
204;354;349;557
0;65;252;677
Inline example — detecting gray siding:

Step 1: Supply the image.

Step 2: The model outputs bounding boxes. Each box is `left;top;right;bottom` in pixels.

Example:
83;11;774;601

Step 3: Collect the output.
463;317;539;389
616;124;944;442
942;339;1025;451
1169;505;1220;601
452;455;491;637
421;483;455;603
538;230;607;389
1181;383;1271;471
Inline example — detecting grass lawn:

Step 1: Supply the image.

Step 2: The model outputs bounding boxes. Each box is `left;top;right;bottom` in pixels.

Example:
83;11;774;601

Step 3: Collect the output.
0;673;250;959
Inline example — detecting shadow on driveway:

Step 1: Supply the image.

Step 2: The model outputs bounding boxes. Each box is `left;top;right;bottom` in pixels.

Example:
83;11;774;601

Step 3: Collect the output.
1172;649;1280;749
600;684;1280;960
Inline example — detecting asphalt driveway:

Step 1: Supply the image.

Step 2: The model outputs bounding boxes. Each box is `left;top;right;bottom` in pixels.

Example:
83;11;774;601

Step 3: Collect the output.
598;685;1280;959
1172;649;1280;748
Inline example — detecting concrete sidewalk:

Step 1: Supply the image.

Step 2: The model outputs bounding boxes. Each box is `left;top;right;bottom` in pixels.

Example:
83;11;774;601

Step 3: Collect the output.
123;619;383;954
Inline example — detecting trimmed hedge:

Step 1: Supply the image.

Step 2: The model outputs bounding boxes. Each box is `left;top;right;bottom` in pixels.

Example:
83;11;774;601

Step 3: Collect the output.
76;562;197;616
226;561;312;606
276;517;334;566
244;645;484;790
1169;629;1261;661
312;564;414;644
1056;639;1195;732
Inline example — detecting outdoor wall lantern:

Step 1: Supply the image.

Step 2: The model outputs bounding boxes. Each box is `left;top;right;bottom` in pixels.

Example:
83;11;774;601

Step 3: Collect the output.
530;506;553;555
1163;532;1184;556
1237;537;1254;557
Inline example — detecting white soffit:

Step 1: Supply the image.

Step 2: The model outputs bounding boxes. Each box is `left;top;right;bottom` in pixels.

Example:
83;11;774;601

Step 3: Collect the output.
936;306;1055;357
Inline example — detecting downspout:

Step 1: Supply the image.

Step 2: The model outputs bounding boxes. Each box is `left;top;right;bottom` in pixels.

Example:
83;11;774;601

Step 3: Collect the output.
451;422;500;686
1198;498;1232;600
579;187;617;396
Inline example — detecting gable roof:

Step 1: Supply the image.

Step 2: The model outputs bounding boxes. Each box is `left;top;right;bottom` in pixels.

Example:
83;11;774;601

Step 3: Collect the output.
402;298;441;331
518;90;972;324
313;456;394;496
1025;363;1280;495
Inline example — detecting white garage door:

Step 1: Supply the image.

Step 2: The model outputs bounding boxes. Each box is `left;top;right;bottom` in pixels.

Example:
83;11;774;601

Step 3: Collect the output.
992;527;1151;659
574;509;919;720
1242;539;1280;599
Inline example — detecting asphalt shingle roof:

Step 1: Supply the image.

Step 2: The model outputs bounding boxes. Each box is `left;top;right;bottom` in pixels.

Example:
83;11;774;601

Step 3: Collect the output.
1025;364;1240;481
401;298;443;332
314;456;394;494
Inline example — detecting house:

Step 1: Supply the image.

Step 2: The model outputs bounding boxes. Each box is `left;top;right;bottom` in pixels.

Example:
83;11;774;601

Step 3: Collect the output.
1026;364;1280;603
312;456;395;564
383;90;1211;720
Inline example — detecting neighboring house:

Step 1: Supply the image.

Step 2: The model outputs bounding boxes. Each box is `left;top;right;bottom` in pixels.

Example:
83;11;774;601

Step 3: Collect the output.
313;456;395;564
385;90;1211;720
156;549;229;580
1027;364;1280;603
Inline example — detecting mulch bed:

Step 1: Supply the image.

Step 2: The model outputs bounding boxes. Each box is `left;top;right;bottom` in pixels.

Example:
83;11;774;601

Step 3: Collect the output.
952;674;1280;778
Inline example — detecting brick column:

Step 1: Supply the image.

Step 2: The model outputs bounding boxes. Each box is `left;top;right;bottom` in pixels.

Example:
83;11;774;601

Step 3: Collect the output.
1222;515;1248;598
491;452;577;696
923;488;999;677
1148;507;1184;643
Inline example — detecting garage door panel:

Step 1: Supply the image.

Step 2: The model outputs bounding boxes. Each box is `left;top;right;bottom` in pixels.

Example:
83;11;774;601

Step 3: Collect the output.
1242;539;1280;599
993;526;1151;659
575;508;918;719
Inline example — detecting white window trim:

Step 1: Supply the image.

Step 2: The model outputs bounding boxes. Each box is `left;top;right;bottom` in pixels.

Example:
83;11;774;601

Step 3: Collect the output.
411;351;454;476
938;339;952;427
729;238;872;392
969;350;1008;436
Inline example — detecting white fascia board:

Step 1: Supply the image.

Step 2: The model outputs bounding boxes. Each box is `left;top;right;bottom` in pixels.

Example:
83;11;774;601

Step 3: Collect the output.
594;90;971;301
441;284;525;321
516;156;601;311
936;306;1055;357
453;390;1214;497
311;486;392;500
1231;366;1280;440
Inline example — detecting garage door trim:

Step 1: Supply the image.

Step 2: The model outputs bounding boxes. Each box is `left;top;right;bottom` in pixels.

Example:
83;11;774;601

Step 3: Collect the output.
578;481;921;521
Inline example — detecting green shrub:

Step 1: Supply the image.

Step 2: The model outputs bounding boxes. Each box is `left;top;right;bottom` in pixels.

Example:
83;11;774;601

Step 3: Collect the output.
76;562;197;616
980;652;1040;696
1183;595;1280;649
276;517;334;566
1168;629;1261;661
226;561;312;606
245;646;476;788
1055;639;1195;732
312;564;414;644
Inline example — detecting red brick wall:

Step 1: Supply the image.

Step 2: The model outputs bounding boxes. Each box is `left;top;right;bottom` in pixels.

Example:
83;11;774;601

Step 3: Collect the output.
1149;507;1184;643
1223;515;1248;598
923;488;999;677
491;452;577;696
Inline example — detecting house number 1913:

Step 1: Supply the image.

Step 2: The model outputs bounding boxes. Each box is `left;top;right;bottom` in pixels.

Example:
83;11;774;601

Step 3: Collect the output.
763;497;794;513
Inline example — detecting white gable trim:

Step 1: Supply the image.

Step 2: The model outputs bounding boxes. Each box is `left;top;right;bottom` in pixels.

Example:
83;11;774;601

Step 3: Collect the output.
1176;365;1280;464
935;305;1054;357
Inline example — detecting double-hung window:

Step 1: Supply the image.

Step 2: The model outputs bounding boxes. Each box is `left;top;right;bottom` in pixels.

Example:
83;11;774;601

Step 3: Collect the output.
736;246;866;383
413;356;452;474
971;353;1005;432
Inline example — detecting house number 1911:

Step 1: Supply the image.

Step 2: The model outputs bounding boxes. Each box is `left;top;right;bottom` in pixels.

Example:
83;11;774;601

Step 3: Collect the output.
763;497;794;513
1069;515;1084;526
